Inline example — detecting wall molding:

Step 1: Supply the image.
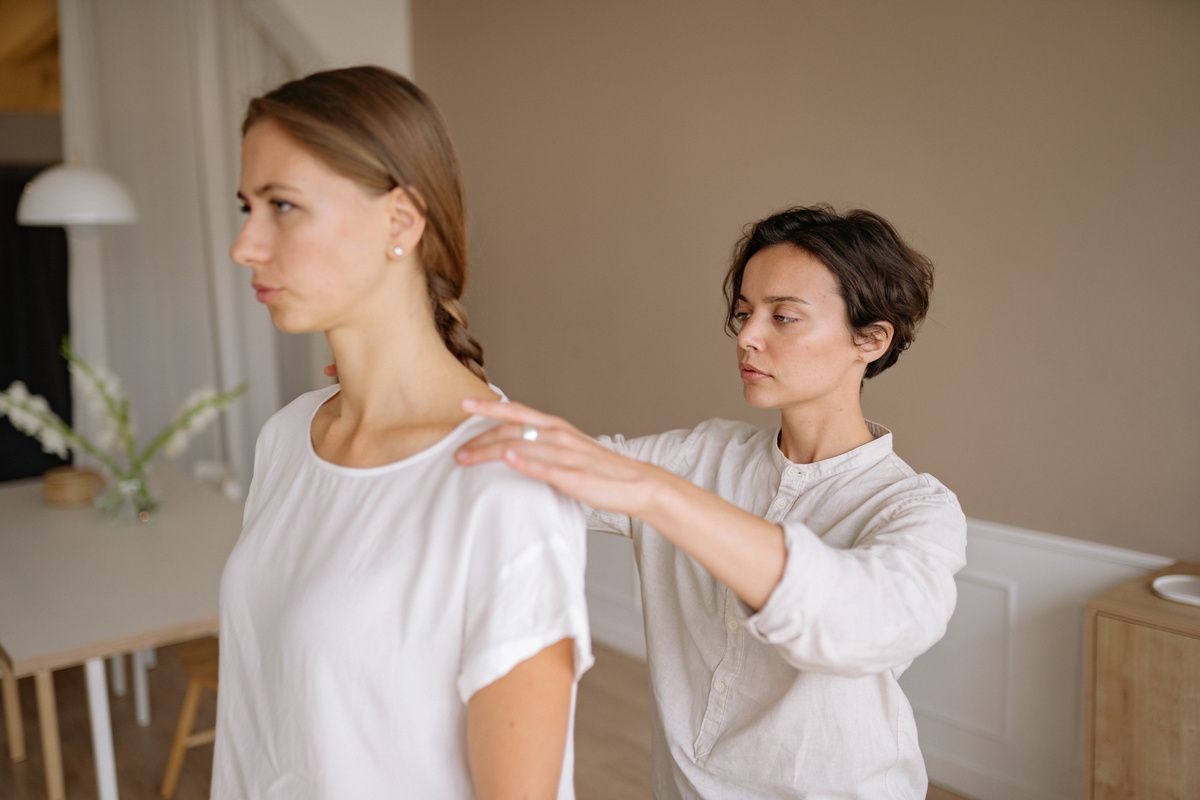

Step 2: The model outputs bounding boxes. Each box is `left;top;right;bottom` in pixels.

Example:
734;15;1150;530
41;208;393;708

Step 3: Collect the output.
584;518;1176;799
964;518;1172;570
901;518;1173;800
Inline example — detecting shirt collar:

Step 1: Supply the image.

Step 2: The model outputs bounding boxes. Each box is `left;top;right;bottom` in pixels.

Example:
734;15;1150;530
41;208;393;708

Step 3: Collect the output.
770;420;894;479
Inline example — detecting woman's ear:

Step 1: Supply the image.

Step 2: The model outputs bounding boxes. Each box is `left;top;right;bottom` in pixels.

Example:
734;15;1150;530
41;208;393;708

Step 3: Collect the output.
386;185;427;257
857;321;894;364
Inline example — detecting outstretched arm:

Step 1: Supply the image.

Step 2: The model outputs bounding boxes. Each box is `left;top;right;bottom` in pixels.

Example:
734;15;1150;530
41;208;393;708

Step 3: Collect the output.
467;638;575;800
456;399;786;610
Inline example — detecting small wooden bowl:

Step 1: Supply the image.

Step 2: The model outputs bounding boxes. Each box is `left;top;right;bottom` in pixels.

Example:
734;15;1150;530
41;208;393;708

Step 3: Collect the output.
42;466;103;507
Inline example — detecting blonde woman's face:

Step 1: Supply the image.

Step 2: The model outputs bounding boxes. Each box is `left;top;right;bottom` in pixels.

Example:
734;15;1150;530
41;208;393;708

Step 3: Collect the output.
231;120;393;334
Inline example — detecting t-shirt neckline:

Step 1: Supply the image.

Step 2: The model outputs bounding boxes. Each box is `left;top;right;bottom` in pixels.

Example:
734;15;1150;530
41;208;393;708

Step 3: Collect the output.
303;384;488;476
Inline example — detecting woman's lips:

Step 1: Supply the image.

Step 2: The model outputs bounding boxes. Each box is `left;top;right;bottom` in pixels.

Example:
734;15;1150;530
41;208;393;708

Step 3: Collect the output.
253;284;281;304
740;364;769;381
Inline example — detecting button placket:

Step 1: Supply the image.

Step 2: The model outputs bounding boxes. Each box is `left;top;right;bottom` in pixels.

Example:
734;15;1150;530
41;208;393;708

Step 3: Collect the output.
766;467;802;523
692;587;746;759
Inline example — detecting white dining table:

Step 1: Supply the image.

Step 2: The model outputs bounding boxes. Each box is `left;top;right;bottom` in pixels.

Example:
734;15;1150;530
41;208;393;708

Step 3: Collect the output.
0;468;243;800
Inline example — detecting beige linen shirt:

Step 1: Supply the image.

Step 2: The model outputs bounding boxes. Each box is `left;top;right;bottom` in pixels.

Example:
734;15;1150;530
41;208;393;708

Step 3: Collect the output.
592;418;967;799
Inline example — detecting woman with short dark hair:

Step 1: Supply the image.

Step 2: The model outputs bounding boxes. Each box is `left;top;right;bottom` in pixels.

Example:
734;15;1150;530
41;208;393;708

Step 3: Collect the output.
456;205;967;798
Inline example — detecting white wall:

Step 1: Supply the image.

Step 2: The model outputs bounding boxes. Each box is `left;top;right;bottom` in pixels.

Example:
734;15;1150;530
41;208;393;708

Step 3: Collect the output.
274;0;411;76
412;0;1200;563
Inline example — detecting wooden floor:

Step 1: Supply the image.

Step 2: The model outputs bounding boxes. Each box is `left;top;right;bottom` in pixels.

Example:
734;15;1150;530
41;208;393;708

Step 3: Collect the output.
0;642;970;799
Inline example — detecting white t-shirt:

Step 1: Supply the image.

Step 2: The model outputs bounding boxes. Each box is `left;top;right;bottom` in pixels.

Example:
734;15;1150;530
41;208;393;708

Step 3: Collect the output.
212;385;592;799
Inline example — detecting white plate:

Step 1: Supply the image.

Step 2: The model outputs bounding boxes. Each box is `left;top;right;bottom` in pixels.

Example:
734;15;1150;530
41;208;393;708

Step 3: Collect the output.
1151;574;1200;608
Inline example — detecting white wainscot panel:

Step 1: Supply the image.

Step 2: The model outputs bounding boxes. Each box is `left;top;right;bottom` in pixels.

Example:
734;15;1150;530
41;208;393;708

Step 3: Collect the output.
902;571;1012;740
585;530;646;660
899;519;1173;800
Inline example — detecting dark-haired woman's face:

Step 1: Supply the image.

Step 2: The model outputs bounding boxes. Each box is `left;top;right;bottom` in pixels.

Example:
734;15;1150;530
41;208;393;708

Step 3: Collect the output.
732;245;869;415
231;120;394;334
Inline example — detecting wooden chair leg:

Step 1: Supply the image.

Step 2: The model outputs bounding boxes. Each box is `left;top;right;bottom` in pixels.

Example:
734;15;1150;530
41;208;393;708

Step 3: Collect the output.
160;679;203;799
2;664;26;763
34;671;64;800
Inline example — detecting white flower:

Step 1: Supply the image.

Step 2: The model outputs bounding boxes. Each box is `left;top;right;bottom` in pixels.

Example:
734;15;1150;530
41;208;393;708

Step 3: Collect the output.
7;381;30;403
37;426;70;458
6;343;245;486
96;422;118;450
3;404;39;435
26;393;51;415
1;383;49;436
71;364;105;413
160;388;225;458
163;429;191;458
189;404;219;432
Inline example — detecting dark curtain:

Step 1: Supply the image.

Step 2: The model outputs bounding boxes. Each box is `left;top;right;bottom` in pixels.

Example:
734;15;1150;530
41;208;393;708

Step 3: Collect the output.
0;164;72;482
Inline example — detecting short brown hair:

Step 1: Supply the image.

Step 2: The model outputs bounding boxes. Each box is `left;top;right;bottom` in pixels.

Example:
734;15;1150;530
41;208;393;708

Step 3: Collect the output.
243;66;484;379
723;205;934;379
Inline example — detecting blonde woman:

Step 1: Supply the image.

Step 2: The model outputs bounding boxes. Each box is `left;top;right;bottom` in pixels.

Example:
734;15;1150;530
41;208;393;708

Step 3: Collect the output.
213;66;591;799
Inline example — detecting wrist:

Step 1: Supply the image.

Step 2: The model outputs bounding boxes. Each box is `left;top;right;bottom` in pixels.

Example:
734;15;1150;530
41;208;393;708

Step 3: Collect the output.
634;466;690;535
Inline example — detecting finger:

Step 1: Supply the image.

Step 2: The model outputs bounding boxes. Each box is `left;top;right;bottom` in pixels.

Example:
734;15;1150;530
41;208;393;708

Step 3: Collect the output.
460;399;566;430
498;447;631;511
500;447;587;497
456;420;551;459
458;420;600;466
456;430;585;467
455;438;520;465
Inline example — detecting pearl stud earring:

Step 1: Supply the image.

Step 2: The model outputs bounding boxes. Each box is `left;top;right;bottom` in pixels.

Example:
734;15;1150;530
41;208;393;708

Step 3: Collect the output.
391;246;404;258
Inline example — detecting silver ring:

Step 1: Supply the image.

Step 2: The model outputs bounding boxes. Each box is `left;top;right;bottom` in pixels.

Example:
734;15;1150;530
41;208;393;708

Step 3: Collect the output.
520;424;539;442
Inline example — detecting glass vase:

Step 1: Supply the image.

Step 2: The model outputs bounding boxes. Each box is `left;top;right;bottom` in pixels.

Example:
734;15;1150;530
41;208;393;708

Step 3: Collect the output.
98;466;159;522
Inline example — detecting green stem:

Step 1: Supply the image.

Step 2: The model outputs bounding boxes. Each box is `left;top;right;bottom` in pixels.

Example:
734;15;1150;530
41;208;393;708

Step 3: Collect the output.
61;339;139;473
135;383;247;466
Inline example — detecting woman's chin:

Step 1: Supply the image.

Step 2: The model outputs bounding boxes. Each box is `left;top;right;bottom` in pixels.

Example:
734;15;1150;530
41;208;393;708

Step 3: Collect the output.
268;310;320;335
742;385;780;409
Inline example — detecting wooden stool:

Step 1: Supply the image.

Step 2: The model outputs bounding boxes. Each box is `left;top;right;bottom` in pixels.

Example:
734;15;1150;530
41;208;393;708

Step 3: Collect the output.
160;637;219;799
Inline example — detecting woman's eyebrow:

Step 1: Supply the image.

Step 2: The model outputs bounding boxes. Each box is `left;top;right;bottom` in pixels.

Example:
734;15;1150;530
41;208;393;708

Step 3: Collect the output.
764;295;810;305
240;181;303;198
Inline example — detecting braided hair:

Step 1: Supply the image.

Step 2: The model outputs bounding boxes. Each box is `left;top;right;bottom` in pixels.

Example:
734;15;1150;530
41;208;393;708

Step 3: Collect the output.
243;66;485;380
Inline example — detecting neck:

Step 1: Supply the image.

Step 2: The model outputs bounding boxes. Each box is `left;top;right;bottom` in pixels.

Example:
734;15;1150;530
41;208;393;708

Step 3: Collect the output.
776;398;875;465
324;308;493;429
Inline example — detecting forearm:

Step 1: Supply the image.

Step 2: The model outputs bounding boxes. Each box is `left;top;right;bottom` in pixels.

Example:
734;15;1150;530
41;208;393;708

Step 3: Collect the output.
638;466;786;611
452;399;788;610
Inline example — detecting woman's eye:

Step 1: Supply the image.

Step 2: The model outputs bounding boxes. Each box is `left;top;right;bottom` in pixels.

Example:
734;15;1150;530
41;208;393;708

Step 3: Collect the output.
237;202;250;214
273;200;295;213
732;311;750;321
774;315;798;324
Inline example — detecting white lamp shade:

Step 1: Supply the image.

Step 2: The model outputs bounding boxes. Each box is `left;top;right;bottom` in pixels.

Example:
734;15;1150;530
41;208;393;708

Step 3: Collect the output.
17;165;138;226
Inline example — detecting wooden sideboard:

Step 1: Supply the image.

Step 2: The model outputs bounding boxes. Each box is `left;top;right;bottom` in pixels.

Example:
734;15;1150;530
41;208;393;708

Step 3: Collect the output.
1084;561;1200;799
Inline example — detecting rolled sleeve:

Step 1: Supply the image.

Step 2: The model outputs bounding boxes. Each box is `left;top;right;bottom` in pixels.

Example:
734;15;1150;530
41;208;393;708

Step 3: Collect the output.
746;492;967;676
458;482;593;702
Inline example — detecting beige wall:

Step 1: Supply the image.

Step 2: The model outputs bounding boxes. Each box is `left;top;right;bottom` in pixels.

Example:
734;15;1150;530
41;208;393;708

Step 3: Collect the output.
412;0;1200;561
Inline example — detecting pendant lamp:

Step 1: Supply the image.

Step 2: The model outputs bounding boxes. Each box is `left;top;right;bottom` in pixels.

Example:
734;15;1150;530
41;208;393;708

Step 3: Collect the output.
17;164;138;228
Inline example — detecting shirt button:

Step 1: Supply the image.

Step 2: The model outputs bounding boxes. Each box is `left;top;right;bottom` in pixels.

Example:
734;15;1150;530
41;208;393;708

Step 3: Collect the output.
786;466;799;477
727;619;739;630
714;681;726;692
774;498;787;510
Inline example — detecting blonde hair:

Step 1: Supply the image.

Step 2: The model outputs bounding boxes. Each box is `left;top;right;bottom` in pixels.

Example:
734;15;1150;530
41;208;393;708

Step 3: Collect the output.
243;66;485;379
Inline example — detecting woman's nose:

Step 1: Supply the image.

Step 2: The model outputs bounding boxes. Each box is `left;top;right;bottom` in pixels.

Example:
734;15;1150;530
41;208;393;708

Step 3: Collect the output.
229;219;262;268
737;315;764;350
